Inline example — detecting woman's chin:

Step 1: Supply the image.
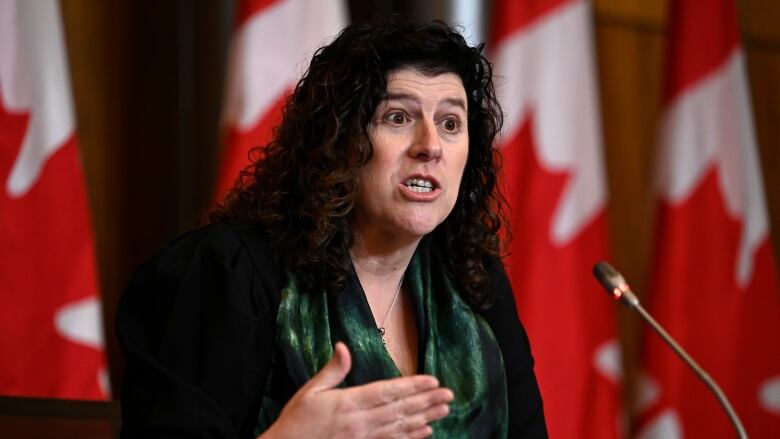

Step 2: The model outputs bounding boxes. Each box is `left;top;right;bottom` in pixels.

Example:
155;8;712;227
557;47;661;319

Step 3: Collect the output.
394;218;444;240
353;207;451;244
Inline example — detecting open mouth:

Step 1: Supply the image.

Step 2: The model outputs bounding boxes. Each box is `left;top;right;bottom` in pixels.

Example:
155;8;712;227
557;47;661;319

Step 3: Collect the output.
404;177;435;193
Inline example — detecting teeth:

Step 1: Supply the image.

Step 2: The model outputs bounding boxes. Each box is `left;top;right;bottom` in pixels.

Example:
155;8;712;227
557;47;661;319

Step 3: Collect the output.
404;178;434;193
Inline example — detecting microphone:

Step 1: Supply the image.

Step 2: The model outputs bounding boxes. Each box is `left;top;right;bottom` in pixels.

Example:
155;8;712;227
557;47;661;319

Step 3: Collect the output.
592;261;748;439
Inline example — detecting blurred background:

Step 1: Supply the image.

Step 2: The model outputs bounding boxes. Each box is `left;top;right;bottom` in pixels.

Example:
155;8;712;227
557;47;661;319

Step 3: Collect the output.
1;0;779;437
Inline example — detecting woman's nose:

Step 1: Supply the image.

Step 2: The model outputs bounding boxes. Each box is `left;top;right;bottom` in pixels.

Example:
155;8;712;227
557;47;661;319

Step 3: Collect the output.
409;119;442;161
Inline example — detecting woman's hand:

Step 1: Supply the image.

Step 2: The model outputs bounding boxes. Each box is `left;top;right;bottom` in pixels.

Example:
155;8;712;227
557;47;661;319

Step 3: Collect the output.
259;342;453;439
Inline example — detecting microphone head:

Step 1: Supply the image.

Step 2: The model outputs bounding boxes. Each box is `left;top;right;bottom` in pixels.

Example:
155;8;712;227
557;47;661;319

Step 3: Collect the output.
592;261;625;291
592;261;639;307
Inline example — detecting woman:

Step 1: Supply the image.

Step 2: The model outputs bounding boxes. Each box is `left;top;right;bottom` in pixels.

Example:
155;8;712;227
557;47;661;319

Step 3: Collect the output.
117;18;547;438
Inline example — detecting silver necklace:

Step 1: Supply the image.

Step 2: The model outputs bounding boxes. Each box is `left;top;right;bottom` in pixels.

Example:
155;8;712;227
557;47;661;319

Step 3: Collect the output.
377;274;404;347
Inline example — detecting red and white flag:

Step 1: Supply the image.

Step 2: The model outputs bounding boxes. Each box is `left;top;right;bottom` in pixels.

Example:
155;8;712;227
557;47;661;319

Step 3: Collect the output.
214;0;347;199
638;0;780;436
0;0;107;399
490;1;622;437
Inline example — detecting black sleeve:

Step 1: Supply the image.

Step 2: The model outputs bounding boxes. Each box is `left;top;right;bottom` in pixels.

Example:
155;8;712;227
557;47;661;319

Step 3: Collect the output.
116;223;280;439
481;258;548;438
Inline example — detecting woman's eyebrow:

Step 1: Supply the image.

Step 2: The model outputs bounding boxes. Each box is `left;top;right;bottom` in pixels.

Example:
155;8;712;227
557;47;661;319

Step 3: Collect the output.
385;93;467;112
385;92;418;104
441;97;467;112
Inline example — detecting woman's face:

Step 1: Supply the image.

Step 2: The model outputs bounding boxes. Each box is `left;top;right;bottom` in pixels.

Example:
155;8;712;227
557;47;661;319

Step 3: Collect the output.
353;68;469;244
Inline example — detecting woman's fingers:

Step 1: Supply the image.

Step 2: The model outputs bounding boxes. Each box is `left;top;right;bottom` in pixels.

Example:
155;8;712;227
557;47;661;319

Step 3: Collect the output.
369;424;434;439
398;401;451;428
305;342;352;393
406;425;435;439
345;380;451;439
368;402;450;438
364;387;453;425
348;374;441;409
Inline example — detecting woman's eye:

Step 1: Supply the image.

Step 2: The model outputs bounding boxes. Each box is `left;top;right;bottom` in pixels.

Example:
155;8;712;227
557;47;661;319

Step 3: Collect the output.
442;118;461;133
386;112;408;125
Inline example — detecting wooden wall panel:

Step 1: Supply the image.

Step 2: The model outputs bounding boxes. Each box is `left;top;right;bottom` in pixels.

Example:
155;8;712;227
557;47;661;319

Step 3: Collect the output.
740;0;780;44
60;0;131;398
746;45;780;264
596;0;665;25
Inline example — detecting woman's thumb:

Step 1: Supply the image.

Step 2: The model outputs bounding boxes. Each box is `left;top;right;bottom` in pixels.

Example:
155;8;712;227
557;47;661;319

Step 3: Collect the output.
307;342;352;392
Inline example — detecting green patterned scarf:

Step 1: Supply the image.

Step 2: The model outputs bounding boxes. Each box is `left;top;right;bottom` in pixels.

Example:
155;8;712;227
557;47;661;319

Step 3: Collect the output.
256;244;508;437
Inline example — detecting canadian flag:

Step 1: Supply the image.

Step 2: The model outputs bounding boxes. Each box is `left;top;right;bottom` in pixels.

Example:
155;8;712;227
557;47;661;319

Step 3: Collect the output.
490;0;622;437
637;0;780;437
0;0;107;399
214;0;347;199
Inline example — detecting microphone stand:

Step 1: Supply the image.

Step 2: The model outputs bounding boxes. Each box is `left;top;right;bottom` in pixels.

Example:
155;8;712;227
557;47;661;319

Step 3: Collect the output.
592;262;748;439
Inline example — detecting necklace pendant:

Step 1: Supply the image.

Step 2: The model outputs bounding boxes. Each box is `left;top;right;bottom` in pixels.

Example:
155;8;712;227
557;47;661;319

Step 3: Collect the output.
374;274;403;350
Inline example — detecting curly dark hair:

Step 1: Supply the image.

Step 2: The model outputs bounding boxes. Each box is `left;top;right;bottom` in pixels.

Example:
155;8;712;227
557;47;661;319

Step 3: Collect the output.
208;17;507;310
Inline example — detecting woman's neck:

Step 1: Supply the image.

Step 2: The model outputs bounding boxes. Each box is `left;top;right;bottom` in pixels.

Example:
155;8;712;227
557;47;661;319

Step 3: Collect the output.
349;231;420;284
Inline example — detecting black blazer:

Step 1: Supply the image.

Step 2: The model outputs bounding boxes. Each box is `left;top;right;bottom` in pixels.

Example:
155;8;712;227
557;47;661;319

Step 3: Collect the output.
116;222;547;438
